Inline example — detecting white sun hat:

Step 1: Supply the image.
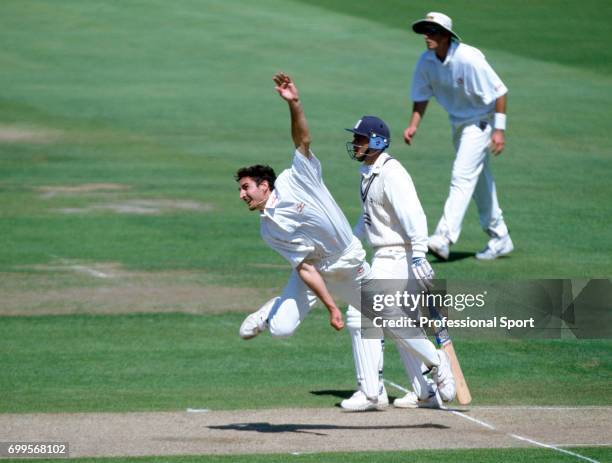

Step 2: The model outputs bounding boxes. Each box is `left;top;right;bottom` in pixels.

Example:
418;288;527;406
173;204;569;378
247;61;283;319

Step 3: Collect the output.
412;12;461;41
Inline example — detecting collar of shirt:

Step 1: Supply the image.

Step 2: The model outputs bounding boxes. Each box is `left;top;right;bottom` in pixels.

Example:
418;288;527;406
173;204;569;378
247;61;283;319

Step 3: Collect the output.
260;188;279;219
360;152;391;179
425;40;459;66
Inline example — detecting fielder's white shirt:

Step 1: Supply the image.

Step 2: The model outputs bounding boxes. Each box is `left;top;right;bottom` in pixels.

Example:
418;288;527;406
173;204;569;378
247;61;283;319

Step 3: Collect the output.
411;41;508;127
260;149;354;268
353;153;428;258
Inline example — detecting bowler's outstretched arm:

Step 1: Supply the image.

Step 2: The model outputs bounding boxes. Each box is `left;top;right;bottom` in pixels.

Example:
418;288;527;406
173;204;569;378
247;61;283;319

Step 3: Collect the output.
273;72;311;156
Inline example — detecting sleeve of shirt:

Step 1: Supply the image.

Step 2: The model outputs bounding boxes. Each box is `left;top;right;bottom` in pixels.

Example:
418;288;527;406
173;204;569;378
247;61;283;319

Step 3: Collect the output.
291;149;323;185
411;56;433;102
464;53;508;105
383;164;428;258
268;233;316;269
353;213;365;240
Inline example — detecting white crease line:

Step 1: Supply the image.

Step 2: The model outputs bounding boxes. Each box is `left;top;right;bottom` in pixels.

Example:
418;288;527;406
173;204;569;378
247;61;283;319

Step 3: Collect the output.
70;265;111;279
509;434;601;463
186;408;209;413
382;379;601;462
474;406;611;411
450;410;496;430
383;379;410;394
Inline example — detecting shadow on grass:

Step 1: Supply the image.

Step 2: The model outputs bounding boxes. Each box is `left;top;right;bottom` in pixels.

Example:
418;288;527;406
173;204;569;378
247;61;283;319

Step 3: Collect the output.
431;251;475;263
310;389;355;400
310;389;400;407
209;422;449;436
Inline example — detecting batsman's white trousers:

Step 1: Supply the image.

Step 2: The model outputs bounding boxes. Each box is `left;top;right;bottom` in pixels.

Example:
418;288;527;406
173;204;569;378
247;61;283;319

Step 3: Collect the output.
264;238;440;399
434;121;508;244
347;246;436;400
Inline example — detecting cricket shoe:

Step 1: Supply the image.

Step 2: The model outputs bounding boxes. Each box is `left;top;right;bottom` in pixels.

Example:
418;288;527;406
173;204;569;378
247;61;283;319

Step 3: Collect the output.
393;390;440;409
475;234;514;260
341;387;389;412
428;234;450;261
239;297;278;340
431;350;456;402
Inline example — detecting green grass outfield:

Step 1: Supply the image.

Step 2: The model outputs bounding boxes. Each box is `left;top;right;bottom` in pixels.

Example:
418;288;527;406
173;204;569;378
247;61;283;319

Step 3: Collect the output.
0;0;610;285
1;1;610;462
1;311;610;413
4;447;611;463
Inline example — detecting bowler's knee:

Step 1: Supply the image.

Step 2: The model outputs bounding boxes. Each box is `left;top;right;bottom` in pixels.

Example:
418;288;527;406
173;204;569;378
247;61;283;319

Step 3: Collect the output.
269;318;299;338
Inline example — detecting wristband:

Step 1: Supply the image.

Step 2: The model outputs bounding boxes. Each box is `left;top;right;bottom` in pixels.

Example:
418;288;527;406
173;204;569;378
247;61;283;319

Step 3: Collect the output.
494;113;507;131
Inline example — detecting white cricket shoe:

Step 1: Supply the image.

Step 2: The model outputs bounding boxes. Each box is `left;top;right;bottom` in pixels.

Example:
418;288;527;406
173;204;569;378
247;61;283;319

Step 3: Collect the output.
239;297;278;340
476;234;514;260
428;234;450;261
394;390;440;409
431;350;456;402
341;387;389;412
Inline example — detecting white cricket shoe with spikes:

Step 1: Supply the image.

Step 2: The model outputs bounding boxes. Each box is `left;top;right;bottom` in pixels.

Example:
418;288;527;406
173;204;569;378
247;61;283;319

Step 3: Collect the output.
394;390;440;409
341;386;389;412
428;234;450;261
239;297;278;340
475;234;514;260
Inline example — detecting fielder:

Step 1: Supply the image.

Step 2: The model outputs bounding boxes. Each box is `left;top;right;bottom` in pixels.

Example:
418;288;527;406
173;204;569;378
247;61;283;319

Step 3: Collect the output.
236;72;455;406
341;116;442;411
404;12;514;260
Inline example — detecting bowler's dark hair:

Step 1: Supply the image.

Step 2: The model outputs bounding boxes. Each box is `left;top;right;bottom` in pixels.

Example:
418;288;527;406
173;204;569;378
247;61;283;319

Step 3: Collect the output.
235;164;276;191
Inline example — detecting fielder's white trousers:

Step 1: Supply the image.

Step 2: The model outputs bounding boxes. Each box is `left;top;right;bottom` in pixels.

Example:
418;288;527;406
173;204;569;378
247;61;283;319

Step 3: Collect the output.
347;246;436;400
435;121;508;244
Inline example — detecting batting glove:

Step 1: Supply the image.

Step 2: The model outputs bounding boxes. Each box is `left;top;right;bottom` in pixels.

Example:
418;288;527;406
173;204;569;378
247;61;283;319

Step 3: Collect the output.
411;257;435;292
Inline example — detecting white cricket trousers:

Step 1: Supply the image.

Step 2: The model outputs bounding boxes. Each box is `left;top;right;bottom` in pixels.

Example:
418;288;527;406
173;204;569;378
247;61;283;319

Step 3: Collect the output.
266;238;367;338
434;121;508;244
265;238;440;399
346;246;437;400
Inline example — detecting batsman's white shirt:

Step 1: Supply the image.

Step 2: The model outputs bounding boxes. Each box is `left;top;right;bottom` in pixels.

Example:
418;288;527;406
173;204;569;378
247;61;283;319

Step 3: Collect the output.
260;149;355;268
411;41;508;127
353;153;428;258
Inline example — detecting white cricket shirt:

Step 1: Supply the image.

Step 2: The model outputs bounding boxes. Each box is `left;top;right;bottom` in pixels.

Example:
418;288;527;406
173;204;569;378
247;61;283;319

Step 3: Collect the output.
411;41;508;127
353;153;428;258
260;149;354;268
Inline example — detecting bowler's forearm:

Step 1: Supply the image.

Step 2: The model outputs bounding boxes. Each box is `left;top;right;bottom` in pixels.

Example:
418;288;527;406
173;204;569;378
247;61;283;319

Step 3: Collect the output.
296;262;337;312
288;99;311;154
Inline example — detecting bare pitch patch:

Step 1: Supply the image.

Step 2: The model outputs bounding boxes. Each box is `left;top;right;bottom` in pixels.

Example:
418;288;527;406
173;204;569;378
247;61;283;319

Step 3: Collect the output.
38;183;130;199
0;263;272;316
0;407;608;458
36;184;213;214
0;125;61;144
56;199;213;215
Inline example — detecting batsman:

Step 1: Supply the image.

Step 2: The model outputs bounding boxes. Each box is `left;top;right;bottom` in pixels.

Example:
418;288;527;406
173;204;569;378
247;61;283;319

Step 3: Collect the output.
341;115;445;411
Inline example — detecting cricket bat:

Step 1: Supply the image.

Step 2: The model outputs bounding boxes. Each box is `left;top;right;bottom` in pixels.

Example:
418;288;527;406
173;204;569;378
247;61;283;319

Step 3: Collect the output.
429;304;472;405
